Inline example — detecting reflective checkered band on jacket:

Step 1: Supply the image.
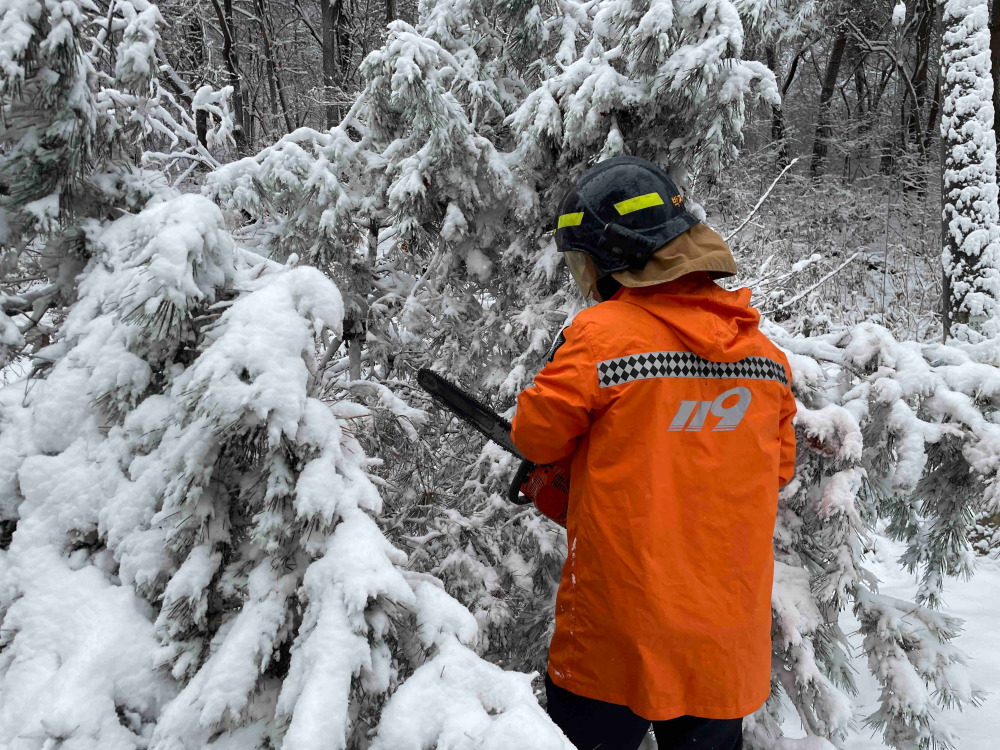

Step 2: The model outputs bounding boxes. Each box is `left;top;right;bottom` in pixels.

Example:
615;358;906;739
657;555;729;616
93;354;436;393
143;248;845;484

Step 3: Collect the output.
596;351;788;388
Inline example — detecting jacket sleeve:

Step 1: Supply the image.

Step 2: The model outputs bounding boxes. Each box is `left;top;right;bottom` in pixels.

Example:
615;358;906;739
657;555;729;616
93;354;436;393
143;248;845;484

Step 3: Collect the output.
510;321;602;465
778;384;797;488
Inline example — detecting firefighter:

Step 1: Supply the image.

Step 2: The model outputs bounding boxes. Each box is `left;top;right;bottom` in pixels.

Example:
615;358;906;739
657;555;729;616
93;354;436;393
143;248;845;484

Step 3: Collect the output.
509;156;797;750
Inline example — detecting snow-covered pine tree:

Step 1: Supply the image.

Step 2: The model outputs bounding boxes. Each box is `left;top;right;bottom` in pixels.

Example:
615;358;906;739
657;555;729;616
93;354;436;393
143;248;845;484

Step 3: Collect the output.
940;0;1000;341
0;0;574;747
0;0;233;372
742;321;993;750
1;0;180;544
0;0;119;368
0;189;573;750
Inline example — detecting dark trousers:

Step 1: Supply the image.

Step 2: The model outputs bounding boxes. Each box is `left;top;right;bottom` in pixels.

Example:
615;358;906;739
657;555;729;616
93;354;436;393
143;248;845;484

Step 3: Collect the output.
545;675;744;750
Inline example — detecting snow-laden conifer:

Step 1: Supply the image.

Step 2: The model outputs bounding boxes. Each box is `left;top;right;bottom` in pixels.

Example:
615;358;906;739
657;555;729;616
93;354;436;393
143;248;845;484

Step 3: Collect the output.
940;0;1000;341
0;188;572;750
743;321;994;749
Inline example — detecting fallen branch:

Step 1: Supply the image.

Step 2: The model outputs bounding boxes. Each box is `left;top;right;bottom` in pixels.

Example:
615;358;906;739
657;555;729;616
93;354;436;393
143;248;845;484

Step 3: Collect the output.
725;156;801;244
763;251;861;314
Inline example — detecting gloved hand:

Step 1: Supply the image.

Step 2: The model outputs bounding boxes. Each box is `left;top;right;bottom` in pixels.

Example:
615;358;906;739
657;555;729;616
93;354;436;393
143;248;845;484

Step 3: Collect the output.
508;456;572;527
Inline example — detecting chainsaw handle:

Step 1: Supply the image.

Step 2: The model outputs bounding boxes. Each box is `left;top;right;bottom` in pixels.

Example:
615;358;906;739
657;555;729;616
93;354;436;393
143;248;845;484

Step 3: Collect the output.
508;458;536;505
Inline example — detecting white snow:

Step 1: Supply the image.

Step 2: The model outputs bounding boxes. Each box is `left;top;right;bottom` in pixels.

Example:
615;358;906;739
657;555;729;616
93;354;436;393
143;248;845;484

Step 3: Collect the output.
370;639;574;750
0;438;176;749
892;2;906;27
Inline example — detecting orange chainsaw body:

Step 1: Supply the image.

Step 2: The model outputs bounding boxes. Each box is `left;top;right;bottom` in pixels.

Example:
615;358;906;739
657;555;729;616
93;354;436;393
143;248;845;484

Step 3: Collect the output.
518;456;572;527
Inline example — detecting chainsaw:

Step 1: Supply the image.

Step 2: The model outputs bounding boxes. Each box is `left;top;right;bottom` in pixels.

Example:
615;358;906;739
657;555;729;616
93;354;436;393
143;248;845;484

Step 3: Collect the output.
417;369;571;526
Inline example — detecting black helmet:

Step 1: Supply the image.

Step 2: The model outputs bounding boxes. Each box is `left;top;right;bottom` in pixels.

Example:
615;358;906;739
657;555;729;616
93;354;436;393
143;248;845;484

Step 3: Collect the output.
554;156;699;275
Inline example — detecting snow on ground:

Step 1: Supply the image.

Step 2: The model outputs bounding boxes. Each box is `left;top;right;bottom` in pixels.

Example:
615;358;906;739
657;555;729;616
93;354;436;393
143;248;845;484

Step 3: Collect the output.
781;534;1000;748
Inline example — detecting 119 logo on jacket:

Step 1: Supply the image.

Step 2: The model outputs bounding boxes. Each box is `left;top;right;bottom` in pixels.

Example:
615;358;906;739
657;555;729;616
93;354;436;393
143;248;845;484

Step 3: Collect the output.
669;387;752;432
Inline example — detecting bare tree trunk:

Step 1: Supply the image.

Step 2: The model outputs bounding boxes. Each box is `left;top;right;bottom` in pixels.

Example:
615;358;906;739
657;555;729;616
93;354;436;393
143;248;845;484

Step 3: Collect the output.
255;0;294;134
880;82;906;174
910;0;934;144
336;1;352;87
322;0;338;126
765;45;788;166
348;337;361;380
263;27;280;125
942;270;952;343
386;0;396;25
343;312;365;380
211;0;248;156
321;0;352;128
186;19;209;148
926;72;941;151
854;64;871;167
811;32;849;177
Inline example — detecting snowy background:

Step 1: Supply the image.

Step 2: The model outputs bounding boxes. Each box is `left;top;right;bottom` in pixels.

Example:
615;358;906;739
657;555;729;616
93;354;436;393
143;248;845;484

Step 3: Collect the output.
4;0;1000;748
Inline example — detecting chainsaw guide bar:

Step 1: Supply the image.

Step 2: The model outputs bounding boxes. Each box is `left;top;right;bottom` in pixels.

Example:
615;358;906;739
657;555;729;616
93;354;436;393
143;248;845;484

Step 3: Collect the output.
416;369;526;460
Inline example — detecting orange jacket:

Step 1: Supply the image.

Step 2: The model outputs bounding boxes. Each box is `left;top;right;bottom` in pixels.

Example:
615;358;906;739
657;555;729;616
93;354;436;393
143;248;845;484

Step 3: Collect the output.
510;275;796;721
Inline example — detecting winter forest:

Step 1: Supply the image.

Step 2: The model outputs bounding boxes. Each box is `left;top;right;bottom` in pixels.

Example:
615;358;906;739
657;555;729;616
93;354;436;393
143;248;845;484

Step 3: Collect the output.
6;0;1000;747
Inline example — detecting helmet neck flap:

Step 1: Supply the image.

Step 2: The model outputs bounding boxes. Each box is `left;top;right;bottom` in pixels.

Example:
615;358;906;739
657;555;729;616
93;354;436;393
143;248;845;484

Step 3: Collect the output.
554;156;700;299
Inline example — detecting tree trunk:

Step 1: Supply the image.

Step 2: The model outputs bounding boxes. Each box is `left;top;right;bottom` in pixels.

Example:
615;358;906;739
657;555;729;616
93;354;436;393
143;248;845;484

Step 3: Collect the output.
811;32;849;177
880;81;907;175
322;0;338;126
942;268;952;344
187;19;209;148
212;0;247;156
255;0;294;134
348;337;361;380
321;0;352;128
938;0;948;342
336;1;352;84
854;64;870;168
940;0;1000;340
910;1;934;144
992;0;1000;146
765;45;788;166
196;110;208;147
386;0;396;25
925;72;941;151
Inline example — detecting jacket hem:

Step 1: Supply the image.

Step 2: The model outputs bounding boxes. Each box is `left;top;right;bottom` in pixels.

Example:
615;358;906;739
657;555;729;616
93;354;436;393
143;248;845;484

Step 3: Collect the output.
545;667;769;722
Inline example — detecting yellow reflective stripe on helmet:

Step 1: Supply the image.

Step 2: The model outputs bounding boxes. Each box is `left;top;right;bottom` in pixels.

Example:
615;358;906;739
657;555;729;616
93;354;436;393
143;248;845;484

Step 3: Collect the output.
614;192;664;216
557;212;584;229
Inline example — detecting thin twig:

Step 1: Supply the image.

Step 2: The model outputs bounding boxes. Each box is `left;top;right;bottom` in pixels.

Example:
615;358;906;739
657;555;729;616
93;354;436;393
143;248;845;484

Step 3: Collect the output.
292;0;323;46
725;157;801;244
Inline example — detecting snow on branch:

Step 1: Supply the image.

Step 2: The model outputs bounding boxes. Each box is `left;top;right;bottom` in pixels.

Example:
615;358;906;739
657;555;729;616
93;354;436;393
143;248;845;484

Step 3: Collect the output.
756;319;996;747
